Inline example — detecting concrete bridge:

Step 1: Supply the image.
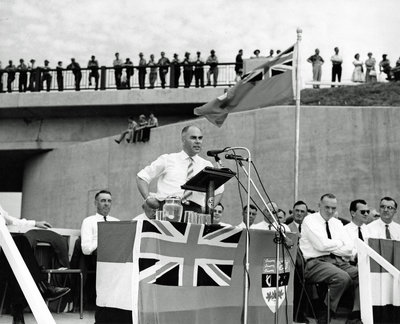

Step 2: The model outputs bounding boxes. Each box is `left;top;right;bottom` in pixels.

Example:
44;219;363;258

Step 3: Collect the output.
1;89;400;228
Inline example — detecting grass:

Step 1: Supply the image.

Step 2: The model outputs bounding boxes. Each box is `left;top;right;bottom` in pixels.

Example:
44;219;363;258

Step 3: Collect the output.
297;82;400;106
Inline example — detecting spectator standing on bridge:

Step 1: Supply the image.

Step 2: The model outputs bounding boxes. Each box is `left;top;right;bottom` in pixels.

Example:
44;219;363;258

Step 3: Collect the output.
307;48;324;89
158;51;170;89
170;53;181;88
351;53;364;83
5;60;16;93
379;54;392;81
67;58;82;91
393;57;400;81
251;49;261;59
138;52;147;89
56;61;64;91
235;49;243;81
28;59;38;92
330;47;343;87
194;51;204;88
266;49;274;61
41;60;52;92
17;59;28;92
124;58;134;89
87;55;99;90
206;49;218;87
365;52;377;83
182;52;193;88
148;54;157;89
113;52;123;89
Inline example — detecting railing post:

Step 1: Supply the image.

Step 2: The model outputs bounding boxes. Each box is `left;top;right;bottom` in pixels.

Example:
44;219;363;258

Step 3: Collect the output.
100;66;106;90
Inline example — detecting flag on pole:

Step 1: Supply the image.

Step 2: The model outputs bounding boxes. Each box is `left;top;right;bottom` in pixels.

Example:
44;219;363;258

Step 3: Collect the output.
194;44;298;127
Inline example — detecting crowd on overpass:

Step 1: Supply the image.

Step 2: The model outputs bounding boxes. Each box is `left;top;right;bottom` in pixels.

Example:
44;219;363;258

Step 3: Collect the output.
1;47;400;93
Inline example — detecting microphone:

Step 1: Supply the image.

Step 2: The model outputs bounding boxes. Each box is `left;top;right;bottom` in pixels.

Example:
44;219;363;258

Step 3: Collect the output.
207;147;229;157
225;154;248;162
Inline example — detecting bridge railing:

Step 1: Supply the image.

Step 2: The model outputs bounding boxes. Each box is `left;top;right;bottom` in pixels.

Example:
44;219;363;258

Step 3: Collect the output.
0;62;238;93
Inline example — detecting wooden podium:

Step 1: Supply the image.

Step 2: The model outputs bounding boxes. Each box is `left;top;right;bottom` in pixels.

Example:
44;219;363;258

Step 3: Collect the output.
181;167;235;223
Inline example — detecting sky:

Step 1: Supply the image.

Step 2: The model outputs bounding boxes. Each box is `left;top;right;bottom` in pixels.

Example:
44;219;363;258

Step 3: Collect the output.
0;0;399;217
1;0;400;82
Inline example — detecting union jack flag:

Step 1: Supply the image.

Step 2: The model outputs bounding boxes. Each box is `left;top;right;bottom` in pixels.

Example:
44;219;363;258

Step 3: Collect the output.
137;220;242;287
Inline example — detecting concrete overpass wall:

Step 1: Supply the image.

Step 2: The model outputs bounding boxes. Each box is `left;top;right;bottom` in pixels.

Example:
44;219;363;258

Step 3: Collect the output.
21;106;400;229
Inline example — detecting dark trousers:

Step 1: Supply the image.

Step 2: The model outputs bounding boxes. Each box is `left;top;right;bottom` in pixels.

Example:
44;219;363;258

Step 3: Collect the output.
183;70;193;88
57;75;63;91
74;73;82;91
42;74;52;92
0;235;43;307
19;73;27;92
138;69;146;89
331;64;342;85
115;69;122;89
159;69;168;88
7;75;15;93
89;72;99;90
194;68;204;88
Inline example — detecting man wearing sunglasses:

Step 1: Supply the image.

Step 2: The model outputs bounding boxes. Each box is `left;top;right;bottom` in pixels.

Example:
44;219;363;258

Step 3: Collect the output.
367;197;400;240
344;199;370;262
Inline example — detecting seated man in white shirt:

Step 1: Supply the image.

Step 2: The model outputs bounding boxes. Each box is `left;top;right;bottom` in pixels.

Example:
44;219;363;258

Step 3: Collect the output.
213;203;230;226
367;196;400;240
344;199;370;263
0;204;70;323
136;125;223;214
81;190;120;256
236;204;258;229
251;202;291;232
300;193;361;324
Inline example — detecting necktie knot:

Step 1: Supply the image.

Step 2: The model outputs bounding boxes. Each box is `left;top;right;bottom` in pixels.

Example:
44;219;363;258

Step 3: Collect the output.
103;216;107;222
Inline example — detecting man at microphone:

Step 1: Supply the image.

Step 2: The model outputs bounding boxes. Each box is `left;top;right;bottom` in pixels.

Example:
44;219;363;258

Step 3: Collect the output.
137;125;224;213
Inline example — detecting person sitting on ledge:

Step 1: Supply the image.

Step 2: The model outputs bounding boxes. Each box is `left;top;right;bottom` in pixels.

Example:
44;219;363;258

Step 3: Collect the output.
0;204;70;324
115;116;138;144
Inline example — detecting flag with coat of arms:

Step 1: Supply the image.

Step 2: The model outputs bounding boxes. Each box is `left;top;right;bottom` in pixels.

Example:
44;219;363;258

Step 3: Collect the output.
96;220;297;324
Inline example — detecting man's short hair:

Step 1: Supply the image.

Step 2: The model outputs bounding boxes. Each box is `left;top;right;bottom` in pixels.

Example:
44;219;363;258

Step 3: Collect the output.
320;193;336;201
95;190;112;200
380;196;397;209
216;202;224;210
243;204;257;212
277;208;286;216
293;200;308;209
181;125;200;136
349;199;367;213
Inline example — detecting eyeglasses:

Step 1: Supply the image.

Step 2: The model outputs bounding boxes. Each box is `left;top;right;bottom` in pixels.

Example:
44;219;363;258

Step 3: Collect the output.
214;210;223;214
380;205;396;211
359;210;370;215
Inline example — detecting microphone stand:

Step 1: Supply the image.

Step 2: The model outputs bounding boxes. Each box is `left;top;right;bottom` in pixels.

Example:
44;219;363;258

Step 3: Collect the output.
230;154;293;324
225;147;252;324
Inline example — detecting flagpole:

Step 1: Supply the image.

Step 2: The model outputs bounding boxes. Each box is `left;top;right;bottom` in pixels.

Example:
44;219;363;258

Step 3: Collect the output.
294;28;302;203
